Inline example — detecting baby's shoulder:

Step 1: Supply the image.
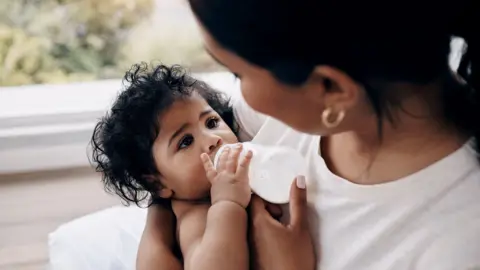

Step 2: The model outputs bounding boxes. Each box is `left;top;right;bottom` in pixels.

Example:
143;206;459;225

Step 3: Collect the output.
172;200;210;222
172;201;210;256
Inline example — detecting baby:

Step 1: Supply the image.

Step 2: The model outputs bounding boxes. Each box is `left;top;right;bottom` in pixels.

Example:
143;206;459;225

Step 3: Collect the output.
90;63;253;270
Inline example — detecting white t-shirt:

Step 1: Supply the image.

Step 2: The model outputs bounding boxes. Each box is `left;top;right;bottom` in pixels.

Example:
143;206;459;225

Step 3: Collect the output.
233;94;480;270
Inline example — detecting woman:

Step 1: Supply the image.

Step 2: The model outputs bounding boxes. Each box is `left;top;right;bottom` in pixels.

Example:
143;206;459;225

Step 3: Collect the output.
138;0;480;269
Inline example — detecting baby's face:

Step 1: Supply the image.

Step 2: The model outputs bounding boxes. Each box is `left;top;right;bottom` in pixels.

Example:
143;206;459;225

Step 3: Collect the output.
152;95;238;200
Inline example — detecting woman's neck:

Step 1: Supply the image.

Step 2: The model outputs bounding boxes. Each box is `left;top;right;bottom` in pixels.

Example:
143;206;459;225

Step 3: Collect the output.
322;83;468;185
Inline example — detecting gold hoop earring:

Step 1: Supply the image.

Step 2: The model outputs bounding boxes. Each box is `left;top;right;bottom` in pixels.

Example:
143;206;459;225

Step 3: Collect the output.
322;107;345;128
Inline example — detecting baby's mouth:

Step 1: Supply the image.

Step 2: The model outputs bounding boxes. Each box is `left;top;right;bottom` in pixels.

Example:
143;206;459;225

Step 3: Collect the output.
210;145;224;161
210;143;232;162
210;143;243;164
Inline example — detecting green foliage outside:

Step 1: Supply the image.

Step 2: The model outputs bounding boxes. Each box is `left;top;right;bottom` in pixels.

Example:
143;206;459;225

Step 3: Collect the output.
0;0;218;87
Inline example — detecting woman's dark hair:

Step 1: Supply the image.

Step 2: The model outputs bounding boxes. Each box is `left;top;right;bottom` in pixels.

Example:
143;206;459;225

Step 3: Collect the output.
189;0;480;157
90;63;235;206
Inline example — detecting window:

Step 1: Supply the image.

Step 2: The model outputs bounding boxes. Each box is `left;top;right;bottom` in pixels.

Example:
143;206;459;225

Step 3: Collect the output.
0;0;220;87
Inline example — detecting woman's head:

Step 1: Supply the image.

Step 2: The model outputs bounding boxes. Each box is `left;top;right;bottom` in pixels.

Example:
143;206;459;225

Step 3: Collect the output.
189;0;478;137
91;63;238;206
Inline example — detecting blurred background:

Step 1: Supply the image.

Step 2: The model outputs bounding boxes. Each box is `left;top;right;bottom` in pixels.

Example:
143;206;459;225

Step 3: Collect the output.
0;0;220;87
0;0;225;269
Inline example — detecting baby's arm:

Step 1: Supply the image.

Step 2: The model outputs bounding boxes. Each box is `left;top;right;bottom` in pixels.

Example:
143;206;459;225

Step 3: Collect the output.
174;200;248;270
175;145;251;270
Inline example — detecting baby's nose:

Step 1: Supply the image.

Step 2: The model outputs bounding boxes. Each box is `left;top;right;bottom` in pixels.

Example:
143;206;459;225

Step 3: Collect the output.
206;137;222;154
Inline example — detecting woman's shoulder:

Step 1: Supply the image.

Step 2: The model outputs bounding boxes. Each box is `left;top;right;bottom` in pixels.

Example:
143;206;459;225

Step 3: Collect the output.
416;215;480;269
416;150;480;268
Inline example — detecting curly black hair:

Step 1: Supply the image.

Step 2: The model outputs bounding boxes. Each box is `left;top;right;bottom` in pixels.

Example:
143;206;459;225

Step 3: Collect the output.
90;63;235;206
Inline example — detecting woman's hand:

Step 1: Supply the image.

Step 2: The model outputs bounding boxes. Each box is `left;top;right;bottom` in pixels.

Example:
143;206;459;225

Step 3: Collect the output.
249;176;316;270
201;143;253;208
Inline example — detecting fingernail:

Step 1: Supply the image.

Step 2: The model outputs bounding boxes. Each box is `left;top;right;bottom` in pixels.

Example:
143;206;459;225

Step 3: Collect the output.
235;143;242;148
296;175;306;189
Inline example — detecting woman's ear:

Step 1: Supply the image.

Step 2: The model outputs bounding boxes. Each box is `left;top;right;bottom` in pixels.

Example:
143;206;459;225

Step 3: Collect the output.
143;175;173;199
307;65;362;111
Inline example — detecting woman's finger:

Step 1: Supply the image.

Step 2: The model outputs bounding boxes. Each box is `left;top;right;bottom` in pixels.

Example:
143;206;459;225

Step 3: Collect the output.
265;202;283;220
289;176;308;230
200;153;217;181
226;144;243;172
216;146;230;171
249;194;280;223
249;194;268;224
236;150;253;179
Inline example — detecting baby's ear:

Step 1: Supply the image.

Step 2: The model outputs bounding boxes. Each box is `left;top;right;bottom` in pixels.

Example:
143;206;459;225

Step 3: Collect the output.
143;174;173;199
158;188;173;199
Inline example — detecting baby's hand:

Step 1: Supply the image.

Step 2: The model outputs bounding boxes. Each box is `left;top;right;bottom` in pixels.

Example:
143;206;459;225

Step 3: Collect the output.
201;144;252;208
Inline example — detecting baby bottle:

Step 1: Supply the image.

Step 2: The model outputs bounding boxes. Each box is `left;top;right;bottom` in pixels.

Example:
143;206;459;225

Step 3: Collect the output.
213;142;306;204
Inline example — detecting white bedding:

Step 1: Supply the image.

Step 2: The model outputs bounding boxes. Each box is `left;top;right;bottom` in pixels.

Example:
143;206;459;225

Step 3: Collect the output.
48;206;147;270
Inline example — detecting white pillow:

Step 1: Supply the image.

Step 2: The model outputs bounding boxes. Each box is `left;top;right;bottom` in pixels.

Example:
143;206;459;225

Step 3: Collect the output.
48;206;147;270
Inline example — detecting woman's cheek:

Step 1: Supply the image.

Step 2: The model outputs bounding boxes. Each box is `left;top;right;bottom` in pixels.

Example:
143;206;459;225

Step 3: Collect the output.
241;81;272;116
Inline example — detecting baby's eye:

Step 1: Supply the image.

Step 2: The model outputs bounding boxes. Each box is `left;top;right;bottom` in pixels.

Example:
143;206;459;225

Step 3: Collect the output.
178;135;194;150
206;117;220;129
